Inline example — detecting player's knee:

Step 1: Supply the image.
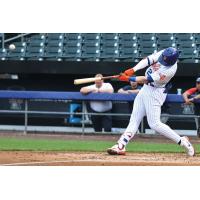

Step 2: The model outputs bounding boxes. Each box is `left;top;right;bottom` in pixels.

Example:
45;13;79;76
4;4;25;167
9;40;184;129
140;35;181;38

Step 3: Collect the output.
149;121;161;131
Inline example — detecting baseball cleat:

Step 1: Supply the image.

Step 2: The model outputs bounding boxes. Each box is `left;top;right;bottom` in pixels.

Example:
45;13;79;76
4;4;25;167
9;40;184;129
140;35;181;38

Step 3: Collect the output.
107;144;126;155
181;136;195;156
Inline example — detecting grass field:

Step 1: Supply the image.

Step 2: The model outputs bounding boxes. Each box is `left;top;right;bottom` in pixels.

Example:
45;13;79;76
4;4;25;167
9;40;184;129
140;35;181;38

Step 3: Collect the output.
0;137;199;153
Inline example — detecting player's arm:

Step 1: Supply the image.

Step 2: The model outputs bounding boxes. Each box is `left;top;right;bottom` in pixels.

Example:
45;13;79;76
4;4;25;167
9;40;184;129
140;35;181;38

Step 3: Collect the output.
182;88;197;104
123;51;163;76
118;74;148;84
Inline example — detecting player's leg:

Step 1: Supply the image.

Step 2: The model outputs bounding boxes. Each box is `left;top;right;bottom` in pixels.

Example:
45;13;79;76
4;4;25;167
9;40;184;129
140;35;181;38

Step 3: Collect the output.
145;98;195;156
107;93;146;155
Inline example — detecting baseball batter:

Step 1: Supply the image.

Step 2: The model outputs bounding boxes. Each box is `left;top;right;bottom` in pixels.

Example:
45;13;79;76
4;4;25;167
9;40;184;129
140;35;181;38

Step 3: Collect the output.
107;47;195;156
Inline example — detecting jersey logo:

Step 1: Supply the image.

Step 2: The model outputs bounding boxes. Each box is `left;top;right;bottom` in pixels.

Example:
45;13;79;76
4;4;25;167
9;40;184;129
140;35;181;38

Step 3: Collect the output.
159;73;166;81
147;68;152;76
152;63;161;71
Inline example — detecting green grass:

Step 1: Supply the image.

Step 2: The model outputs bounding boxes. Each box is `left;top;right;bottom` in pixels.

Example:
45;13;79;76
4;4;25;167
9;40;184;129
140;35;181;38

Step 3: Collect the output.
0;137;199;153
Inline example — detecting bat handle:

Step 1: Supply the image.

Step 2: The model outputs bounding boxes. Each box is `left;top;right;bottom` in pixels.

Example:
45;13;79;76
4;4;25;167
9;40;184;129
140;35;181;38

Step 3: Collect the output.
101;75;119;80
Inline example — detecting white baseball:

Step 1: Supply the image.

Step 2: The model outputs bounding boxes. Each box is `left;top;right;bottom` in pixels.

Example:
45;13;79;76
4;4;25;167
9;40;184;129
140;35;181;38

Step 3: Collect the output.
9;44;16;50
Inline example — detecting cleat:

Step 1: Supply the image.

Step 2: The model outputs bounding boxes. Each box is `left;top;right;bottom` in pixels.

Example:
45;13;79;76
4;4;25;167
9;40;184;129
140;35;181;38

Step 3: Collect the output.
107;144;126;155
181;136;195;156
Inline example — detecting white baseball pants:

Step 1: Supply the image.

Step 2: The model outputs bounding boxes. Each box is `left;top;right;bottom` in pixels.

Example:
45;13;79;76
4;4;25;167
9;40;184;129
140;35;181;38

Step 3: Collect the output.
118;84;182;146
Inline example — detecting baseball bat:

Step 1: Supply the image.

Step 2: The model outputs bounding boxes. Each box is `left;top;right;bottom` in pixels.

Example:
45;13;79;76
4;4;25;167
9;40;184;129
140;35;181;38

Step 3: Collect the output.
74;75;119;85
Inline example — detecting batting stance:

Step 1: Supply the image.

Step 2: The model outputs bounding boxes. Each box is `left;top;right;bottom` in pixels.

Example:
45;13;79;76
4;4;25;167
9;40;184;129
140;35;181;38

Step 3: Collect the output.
107;47;195;156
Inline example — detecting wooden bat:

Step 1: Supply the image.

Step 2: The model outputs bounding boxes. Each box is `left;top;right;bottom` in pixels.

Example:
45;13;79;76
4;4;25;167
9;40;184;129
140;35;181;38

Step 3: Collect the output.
74;75;119;85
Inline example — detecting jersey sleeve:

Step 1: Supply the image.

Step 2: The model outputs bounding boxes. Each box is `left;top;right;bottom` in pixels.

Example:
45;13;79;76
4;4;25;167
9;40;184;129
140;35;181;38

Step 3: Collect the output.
185;88;197;95
133;50;163;72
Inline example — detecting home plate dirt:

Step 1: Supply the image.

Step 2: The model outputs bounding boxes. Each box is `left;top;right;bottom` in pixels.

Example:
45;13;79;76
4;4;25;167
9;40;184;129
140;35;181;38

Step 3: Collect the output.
0;151;200;166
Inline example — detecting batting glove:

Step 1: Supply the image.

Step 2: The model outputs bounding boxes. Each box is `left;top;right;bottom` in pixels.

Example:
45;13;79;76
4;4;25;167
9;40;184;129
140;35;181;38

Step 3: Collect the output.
118;73;130;82
124;68;135;76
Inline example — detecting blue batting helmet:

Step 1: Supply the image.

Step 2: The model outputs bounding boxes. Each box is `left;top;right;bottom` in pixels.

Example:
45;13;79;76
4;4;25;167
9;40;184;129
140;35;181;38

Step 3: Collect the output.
158;47;179;67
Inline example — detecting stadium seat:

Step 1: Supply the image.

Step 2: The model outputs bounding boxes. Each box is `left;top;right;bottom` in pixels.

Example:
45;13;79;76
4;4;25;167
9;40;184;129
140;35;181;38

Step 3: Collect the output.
25;46;44;57
175;33;194;41
194;33;200;44
6;45;26;60
101;33;118;40
138;47;157;57
137;33;156;42
29;33;46;40
81;46;100;60
65;33;82;42
176;40;195;49
139;41;157;48
157;41;174;51
156;33;174;41
119;33;137;42
100;47;119;60
62;46;81;60
47;33;64;40
178;48;198;59
0;48;7;60
119;48;139;60
82;33;100;41
44;47;63;58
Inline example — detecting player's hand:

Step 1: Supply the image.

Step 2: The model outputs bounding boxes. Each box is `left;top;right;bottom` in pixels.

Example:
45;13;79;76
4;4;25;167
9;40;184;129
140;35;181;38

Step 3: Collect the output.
118;73;130;82
124;68;135;76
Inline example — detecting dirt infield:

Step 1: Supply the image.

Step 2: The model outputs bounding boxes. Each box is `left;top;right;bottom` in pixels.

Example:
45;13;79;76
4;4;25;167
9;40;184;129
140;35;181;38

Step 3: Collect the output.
0;132;200;166
0;151;200;166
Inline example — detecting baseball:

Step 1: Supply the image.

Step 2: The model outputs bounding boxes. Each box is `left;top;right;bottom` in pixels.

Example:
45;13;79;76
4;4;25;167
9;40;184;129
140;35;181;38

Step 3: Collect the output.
9;44;16;50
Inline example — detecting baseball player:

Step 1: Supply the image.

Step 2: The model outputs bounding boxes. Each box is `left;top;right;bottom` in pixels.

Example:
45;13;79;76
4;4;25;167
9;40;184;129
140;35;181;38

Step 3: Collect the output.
107;47;195;156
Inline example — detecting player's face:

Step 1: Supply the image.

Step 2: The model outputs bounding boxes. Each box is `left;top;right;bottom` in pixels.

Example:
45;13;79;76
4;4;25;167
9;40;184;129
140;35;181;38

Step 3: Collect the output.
95;79;103;88
196;82;200;90
130;81;138;89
